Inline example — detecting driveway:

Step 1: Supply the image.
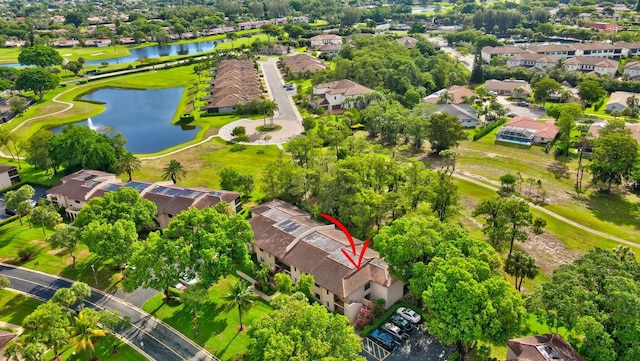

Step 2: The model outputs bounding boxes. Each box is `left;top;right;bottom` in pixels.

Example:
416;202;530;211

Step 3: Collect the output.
1;264;219;361
218;57;303;145
362;327;454;361
496;96;547;119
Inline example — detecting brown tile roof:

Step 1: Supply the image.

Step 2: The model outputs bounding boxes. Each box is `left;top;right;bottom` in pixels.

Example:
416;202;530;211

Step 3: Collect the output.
314;79;374;97
589;122;640;143
311;34;342;41
484;79;532;93
423;85;476;104
0;329;16;348
506;117;559;139
281;53;327;74
508;53;559;63
624;60;640;70
205;59;263;110
616;41;640;49
572;42;623;51
250;200;399;298
397;36;418;48
507;334;584;361
565;56;619;67
319;43;342;51
0;164;16;173
482;45;528;55
527;44;575;53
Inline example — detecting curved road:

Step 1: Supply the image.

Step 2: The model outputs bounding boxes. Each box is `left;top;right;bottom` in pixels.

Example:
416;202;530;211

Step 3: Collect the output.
0;263;218;361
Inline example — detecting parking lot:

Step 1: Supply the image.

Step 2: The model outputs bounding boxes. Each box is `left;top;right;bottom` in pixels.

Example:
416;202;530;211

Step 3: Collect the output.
496;96;547;119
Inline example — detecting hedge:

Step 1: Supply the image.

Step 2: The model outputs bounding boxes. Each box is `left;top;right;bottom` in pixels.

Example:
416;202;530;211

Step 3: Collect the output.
473;118;507;141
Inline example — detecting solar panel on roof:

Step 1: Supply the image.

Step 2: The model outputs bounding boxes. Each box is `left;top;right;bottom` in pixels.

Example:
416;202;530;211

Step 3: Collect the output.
125;182;150;192
103;184;121;192
275;219;308;236
210;191;222;197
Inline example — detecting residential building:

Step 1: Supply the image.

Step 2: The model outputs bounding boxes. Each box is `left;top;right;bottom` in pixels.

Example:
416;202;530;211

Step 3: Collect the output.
564;56;618;77
4;40;24;47
506;334;584;361
311;79;374;112
0;164;20;190
46;169;240;228
310;34;343;48
572;42;624;59
496;117;559;145
623;60;640;79
396;36;418;48
527;44;576;58
506;53;558;72
318;43;342;57
260;44;290;55
606;91;640;112
437;103;479;128
484;79;532;98
584;22;620;34
481;45;528;63
52;39;79;47
249;200;404;322
617;41;640;57
84;39;112;47
201;59;263;114
423;85;476;104
280;53;327;76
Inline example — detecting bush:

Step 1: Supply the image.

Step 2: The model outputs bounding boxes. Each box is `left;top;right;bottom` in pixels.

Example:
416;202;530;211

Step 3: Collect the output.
17;246;37;261
302;117;316;132
234;135;250;142
473;118;507;141
231;126;246;137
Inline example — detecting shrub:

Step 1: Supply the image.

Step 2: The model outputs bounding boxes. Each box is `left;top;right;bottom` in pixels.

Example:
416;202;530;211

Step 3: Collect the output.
231;126;246;137
302;117;316;132
473;118;507;141
234;135;250;142
355;305;375;330
17;246;37;261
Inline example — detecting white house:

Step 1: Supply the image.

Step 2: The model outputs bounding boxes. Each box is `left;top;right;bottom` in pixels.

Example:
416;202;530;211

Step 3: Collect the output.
605;91;640;112
249;200;404;322
572;42;625;59
564;57;618;77
527;44;577;58
506;53;559;72
0;165;20;190
623;61;640;79
481;45;528;63
312;79;373;111
484;79;532;98
437;103;479;128
46;169;241;228
496;117;559;145
310;34;343;48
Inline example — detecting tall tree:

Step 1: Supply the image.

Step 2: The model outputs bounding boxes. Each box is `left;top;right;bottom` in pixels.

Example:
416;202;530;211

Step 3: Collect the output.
14;67;59;100
426;112;465;153
505;251;539;291
5;185;35;227
162;159;187;184
115;151;142;182
23;301;70;358
74;187;157;232
590;120;638;191
23;129;54;172
69;308;107;360
48;224;80;268
18;45;63;67
577;79;606;108
246;294;365;361
532;78;561;103
30;205;62;240
0;127;21;168
48;125;120;172
223;280;256;331
428;171;459;221
80;219;138;269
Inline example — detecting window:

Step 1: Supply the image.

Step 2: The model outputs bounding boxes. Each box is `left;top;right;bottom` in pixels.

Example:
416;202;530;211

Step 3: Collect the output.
259;257;264;263
315;293;320;300
364;282;371;291
75;200;80;204
326;302;330;307
364;293;371;300
326;290;329;295
168;214;173;218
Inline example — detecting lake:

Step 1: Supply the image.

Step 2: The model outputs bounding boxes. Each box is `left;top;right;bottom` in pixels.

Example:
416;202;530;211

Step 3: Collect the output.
50;87;199;154
1;37;226;68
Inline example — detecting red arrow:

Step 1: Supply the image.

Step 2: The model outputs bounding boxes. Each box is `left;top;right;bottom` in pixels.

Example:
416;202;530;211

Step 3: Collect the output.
320;213;370;270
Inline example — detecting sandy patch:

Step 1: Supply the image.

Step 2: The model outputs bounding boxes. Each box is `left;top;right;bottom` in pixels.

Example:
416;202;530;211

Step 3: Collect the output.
63;53;72;56
91;52;105;56
516;231;583;276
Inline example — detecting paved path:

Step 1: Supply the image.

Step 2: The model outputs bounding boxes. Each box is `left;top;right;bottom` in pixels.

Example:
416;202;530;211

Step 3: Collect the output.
0;263;219;361
218;57;303;145
453;171;640;248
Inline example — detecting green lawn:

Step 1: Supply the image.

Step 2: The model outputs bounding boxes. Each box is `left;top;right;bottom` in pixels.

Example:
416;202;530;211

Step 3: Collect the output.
53;341;148;361
136;137;284;201
0;219;125;291
215;34;268;50
0;289;43;325
142;276;273;361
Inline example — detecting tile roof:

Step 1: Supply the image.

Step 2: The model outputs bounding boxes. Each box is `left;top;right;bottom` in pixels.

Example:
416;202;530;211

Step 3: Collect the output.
572;42;623;51
423;85;476;104
0;164;16;173
204;59;263;110
506;117;559;139
484;79;532;92
250;200;397;298
314;79;374;97
437;103;479;121
624;60;640;70
482;45;528;55
397;36;418;48
565;56;619;67
0;329;16;348
311;34;342;41
507;334;584;361
281;53;327;74
527;44;575;53
508;53;559;63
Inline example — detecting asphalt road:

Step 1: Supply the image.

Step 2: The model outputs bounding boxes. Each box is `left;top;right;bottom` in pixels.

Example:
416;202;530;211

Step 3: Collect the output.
261;57;302;124
0;264;218;361
496;96;547;119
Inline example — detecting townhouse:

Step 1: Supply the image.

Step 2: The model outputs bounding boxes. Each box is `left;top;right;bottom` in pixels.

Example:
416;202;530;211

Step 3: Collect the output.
564;56;618;77
481;45;529;63
506;53;559;72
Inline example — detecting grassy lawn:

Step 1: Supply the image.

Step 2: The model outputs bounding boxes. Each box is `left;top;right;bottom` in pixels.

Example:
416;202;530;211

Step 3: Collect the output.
0;219;125;291
136;137;284;200
215;34;268;50
0;158;63;188
0;289;43;325
142;276;273;361
53;341;147;361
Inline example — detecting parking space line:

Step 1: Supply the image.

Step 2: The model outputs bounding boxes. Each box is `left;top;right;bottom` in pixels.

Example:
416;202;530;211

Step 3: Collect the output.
363;337;390;361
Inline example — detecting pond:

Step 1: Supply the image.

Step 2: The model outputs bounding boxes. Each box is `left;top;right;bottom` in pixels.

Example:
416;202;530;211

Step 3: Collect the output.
2;38;226;67
50;87;199;154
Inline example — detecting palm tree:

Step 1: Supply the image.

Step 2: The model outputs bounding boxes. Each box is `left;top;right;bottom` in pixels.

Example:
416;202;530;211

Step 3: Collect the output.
115;151;142;182
512;87;525;100
627;95;639;109
505;252;539;291
0;128;21;169
437;91;455;104
613;245;636;262
162;159;187;184
228;32;238;50
262;99;278;126
69;308;107;360
223;280;256;332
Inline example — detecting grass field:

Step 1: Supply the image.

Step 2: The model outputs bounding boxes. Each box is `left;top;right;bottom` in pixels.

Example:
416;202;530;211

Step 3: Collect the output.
142;276;273;361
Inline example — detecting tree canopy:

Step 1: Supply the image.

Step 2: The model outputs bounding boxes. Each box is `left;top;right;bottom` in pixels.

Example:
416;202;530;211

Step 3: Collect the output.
74;187;157;232
18;45;62;67
245;293;365;361
48;125;125;173
14;67;59;100
590;120;638;191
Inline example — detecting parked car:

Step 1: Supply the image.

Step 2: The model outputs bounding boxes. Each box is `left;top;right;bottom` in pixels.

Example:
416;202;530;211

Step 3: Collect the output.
390;315;414;332
5;199;36;215
517;101;529;107
538;105;546;111
397;307;421;324
507;112;518;117
284;83;295;90
381;322;410;342
370;329;398;351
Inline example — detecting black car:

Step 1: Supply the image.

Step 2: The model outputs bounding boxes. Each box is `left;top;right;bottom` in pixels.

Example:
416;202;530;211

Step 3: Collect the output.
517;101;529;107
390;315;414;332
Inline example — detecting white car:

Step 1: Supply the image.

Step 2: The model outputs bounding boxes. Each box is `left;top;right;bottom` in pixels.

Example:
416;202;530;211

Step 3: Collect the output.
396;307;421;324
